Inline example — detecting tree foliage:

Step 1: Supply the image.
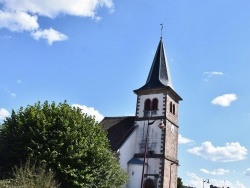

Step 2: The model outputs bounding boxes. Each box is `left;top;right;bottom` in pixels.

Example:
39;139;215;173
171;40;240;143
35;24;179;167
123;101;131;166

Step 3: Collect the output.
0;101;128;188
177;177;184;188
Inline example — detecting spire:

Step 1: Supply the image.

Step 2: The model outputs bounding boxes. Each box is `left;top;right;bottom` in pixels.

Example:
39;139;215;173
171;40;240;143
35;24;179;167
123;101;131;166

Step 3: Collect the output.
135;38;173;92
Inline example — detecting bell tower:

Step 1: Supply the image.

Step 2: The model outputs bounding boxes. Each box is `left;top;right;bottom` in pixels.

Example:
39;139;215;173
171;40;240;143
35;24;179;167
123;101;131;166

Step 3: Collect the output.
133;37;182;188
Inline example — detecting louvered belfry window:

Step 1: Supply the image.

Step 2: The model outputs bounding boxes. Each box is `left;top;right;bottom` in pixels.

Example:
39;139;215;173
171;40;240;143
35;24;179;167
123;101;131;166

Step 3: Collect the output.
152;98;158;110
144;98;158;117
144;99;151;111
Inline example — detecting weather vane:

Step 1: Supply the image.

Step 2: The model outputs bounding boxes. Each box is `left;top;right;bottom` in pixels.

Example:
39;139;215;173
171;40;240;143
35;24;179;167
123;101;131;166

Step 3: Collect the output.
160;23;163;38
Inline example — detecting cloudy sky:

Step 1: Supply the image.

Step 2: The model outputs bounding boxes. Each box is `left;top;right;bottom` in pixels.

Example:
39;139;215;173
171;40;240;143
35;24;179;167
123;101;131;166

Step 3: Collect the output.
1;0;250;187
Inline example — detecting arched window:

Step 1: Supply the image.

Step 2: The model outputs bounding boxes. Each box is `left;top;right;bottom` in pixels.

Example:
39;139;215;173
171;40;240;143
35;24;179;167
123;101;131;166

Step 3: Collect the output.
144;99;151;111
144;178;155;188
144;98;159;117
169;101;176;115
170;101;172;113
152;98;158;110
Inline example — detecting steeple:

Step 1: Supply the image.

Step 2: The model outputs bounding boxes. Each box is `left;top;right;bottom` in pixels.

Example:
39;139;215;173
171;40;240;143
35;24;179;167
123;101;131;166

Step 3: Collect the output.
135;38;173;92
100;34;183;188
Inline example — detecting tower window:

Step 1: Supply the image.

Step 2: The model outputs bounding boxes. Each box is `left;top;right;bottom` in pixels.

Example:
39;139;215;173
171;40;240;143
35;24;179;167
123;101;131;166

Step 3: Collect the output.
144;99;151;111
152;98;158;110
170;101;175;115
143;98;159;117
173;104;175;115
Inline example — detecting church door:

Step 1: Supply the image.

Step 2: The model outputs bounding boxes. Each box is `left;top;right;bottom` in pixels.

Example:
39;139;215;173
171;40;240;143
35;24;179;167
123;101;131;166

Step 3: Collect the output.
144;178;155;188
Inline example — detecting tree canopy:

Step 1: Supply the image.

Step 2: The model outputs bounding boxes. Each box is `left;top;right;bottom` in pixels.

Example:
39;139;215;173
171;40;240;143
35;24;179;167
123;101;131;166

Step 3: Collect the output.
177;177;184;188
0;101;128;188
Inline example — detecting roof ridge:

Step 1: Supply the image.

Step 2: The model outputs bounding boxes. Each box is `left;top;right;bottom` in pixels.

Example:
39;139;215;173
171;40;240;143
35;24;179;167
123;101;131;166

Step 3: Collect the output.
103;116;135;119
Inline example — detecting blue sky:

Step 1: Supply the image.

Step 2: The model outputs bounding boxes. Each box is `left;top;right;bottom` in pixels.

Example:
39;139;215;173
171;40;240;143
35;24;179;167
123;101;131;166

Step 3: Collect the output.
1;0;250;187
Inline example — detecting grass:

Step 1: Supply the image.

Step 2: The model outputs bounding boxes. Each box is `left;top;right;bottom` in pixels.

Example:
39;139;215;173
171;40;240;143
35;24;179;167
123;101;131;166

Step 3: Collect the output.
0;160;60;188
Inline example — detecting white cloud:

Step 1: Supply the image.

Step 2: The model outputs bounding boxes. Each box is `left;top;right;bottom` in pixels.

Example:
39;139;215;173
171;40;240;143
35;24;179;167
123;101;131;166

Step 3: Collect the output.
185;172;246;188
3;87;16;98
200;168;229;175
200;168;210;174
234;181;247;188
211;169;229;175
0;0;114;18
185;172;202;188
72;104;104;122
211;93;237;107
188;141;247;162
203;71;223;82
31;28;68;45
178;134;194;144
16;80;22;84
0;84;16;98
243;168;250;176
204;71;224;76
0;0;114;44
0;108;10;120
0;10;39;31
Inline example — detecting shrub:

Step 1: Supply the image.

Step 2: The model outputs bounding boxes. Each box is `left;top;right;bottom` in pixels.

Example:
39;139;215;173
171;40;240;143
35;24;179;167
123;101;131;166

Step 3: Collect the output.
0;160;59;188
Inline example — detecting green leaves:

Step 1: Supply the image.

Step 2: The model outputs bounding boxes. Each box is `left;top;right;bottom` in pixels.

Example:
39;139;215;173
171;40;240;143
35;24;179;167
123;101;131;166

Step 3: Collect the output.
0;101;128;188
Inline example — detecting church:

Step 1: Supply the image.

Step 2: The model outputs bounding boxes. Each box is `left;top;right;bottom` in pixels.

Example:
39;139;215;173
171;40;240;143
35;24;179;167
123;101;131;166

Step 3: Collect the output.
100;37;182;188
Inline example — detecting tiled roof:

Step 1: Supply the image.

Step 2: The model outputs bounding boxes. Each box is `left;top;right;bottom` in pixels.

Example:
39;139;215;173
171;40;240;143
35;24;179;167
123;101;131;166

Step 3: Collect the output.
135;38;173;92
100;116;136;151
128;157;144;165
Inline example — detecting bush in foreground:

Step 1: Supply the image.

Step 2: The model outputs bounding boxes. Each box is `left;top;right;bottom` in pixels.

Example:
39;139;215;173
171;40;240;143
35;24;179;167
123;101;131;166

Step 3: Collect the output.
0;160;59;188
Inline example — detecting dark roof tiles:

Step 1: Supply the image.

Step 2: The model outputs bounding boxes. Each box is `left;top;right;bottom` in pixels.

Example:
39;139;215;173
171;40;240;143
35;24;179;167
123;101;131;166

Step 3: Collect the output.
127;158;144;165
100;116;136;151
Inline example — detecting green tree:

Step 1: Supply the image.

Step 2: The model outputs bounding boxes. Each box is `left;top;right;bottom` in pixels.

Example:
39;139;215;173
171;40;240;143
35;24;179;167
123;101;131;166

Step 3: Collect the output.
0;101;128;188
177;177;184;188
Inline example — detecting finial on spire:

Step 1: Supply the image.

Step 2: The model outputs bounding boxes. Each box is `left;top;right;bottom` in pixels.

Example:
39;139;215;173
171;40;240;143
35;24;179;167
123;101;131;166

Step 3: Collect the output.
160;23;163;38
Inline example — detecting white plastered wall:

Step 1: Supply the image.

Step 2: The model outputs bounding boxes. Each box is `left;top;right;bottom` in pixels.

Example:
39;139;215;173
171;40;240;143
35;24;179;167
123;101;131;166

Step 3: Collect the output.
127;164;143;188
119;127;138;171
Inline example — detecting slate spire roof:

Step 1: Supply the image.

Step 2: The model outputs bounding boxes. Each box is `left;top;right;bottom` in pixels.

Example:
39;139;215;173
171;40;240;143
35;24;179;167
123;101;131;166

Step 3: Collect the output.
135;38;173;92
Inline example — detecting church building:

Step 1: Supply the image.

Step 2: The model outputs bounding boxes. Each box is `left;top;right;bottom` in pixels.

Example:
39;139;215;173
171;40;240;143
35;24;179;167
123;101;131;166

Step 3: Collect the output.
100;37;182;188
